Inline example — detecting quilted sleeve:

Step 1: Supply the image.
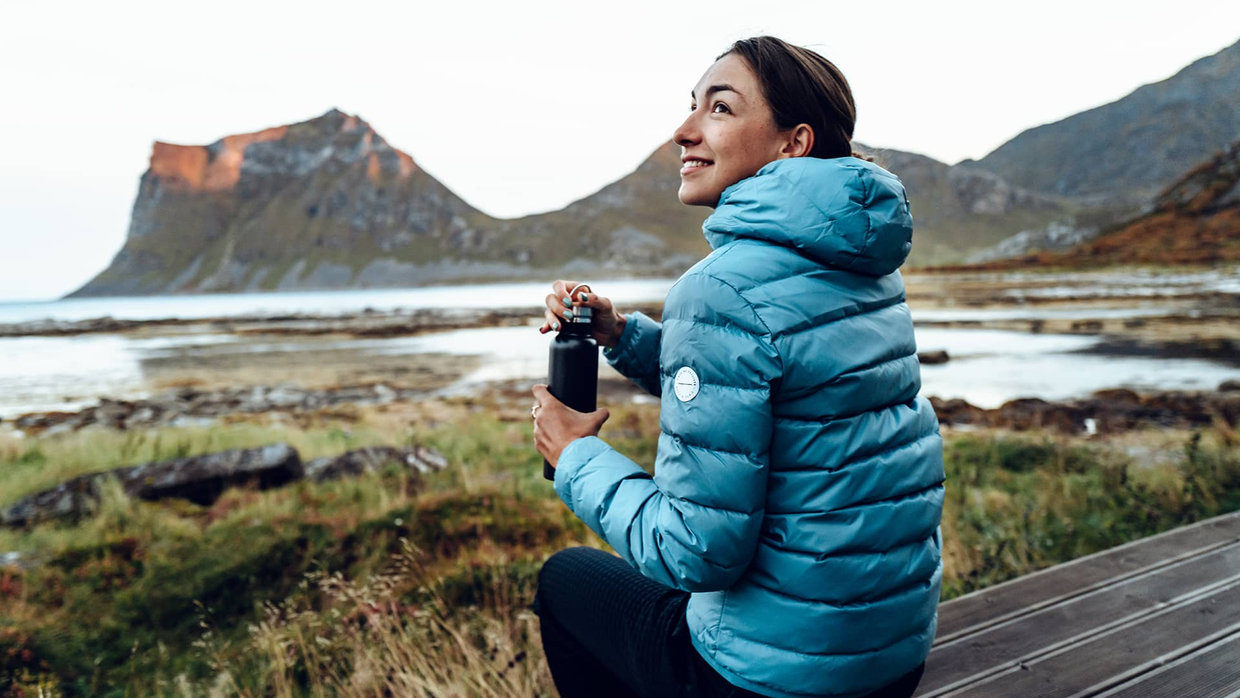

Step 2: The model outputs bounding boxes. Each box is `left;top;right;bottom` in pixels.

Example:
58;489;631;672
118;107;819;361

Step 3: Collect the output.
603;311;662;397
555;273;781;591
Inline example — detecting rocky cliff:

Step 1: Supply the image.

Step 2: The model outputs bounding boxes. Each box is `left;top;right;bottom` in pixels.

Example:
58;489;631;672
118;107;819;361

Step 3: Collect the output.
72;110;497;295
70;111;716;296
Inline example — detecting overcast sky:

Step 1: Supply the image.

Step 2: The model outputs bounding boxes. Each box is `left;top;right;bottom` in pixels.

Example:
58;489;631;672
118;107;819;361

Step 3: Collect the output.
3;0;1239;301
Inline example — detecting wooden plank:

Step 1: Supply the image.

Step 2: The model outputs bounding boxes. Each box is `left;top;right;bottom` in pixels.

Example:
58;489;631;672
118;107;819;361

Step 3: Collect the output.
918;541;1240;695
1094;630;1240;698
941;578;1240;697
936;511;1240;643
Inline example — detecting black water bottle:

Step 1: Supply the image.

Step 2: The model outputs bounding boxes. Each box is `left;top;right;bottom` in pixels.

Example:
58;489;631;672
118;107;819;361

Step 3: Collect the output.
544;303;599;480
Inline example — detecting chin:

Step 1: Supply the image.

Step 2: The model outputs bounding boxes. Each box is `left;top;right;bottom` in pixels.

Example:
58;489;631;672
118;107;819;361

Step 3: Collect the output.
677;184;720;208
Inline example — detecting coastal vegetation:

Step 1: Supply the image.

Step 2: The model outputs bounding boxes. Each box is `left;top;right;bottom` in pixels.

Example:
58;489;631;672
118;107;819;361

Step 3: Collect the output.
2;395;1238;696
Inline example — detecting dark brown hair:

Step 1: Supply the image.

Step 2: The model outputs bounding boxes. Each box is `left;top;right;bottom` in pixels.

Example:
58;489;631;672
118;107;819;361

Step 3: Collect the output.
720;37;862;160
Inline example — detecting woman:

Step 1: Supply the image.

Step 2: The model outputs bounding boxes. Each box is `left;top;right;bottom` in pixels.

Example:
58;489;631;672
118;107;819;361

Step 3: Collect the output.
530;36;944;698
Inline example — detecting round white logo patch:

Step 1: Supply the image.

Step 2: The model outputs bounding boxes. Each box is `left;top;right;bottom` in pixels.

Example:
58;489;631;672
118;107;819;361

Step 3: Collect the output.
673;366;700;402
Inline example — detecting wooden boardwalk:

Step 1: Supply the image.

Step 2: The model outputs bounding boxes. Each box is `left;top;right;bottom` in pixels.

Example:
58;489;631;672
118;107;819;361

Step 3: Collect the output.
917;511;1240;697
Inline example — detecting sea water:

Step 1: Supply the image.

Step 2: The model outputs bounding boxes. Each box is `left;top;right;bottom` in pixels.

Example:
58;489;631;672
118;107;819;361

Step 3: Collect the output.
2;277;1239;419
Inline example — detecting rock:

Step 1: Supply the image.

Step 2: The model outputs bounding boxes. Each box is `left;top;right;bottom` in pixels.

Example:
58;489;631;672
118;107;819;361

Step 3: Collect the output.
304;445;446;483
1070;320;1105;333
0;552;29;570
1221;380;1240;392
373;383;396;404
2;476;99;528
930;388;1240;435
265;385;307;408
918;350;951;365
120;443;303;505
2;444;303;527
928;397;987;426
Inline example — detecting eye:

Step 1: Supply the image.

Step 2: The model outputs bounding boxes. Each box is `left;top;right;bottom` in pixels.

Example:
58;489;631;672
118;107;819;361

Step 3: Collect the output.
711;101;731;114
688;102;698;112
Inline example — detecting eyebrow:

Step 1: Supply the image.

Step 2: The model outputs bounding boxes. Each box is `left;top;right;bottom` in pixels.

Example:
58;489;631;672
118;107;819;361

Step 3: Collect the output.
691;83;742;101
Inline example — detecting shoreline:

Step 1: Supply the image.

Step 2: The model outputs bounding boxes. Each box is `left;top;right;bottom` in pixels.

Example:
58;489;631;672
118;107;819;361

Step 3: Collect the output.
6;376;1238;438
0;303;668;339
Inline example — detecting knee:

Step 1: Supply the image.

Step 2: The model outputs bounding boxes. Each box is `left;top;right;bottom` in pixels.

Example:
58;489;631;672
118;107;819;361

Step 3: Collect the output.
538;546;592;591
536;546;602;614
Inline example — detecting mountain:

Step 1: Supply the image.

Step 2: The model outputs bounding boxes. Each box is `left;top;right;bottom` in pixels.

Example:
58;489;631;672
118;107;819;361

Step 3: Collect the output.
70;112;710;297
974;39;1240;204
857;145;1069;266
69;108;1070;297
74;35;1240;297
950;140;1240;270
1058;140;1240;266
71;110;489;296
485;142;711;278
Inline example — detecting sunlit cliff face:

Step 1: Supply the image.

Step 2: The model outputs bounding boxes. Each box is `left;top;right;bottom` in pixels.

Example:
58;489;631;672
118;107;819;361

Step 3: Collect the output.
149;126;288;192
147;115;421;193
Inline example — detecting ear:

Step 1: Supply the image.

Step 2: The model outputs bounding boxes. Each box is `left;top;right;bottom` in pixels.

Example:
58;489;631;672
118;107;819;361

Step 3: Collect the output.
777;124;814;159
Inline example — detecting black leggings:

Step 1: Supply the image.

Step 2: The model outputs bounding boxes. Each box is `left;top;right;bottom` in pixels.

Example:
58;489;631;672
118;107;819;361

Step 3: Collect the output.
533;546;924;698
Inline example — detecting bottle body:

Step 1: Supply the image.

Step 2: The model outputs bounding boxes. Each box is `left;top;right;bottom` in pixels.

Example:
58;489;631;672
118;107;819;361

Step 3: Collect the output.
545;328;599;480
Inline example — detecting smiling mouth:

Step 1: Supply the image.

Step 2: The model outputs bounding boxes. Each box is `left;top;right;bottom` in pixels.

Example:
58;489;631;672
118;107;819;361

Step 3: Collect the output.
681;159;712;175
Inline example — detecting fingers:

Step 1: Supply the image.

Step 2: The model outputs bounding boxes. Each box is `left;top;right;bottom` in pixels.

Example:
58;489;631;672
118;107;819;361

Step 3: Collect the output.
539;308;562;334
545;292;572;316
551;279;577;296
551;280;584;305
541;289;578;332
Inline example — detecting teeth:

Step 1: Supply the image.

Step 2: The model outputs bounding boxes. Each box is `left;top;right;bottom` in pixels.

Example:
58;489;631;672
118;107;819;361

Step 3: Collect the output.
684;160;710;168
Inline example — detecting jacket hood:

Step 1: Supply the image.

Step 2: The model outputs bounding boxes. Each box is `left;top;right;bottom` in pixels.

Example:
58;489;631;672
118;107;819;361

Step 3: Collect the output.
702;157;914;276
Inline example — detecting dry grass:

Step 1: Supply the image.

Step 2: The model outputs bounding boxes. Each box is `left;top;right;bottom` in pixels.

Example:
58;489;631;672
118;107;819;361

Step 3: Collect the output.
183;541;552;698
3;399;1239;697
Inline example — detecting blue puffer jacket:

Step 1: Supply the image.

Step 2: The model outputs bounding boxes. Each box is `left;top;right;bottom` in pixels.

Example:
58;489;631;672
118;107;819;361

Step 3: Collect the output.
554;156;945;698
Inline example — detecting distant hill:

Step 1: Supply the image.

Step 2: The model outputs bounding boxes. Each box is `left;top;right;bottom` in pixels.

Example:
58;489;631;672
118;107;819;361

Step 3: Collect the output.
942;141;1240;270
974;39;1240;204
858;145;1070;266
1061;140;1240;266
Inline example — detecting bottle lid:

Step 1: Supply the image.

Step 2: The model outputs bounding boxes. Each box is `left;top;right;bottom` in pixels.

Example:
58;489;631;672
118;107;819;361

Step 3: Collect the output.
567;283;594;325
571;306;593;323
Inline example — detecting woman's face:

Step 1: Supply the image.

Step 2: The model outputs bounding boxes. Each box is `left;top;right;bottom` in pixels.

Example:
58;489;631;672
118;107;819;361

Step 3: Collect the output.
673;53;792;207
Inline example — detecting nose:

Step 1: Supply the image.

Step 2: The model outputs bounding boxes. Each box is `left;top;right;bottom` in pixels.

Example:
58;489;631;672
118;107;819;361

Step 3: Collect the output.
673;110;700;148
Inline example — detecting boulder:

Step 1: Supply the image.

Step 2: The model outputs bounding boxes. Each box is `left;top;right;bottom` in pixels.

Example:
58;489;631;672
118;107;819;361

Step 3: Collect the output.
2;444;302;527
304;445;446;483
1;440;452;528
120;443;303;504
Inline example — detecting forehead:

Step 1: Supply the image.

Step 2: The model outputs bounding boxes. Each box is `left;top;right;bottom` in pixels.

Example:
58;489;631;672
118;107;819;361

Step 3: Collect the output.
692;53;761;99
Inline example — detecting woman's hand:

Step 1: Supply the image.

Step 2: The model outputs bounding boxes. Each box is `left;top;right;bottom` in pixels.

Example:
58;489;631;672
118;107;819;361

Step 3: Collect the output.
538;280;627;348
531;384;610;469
